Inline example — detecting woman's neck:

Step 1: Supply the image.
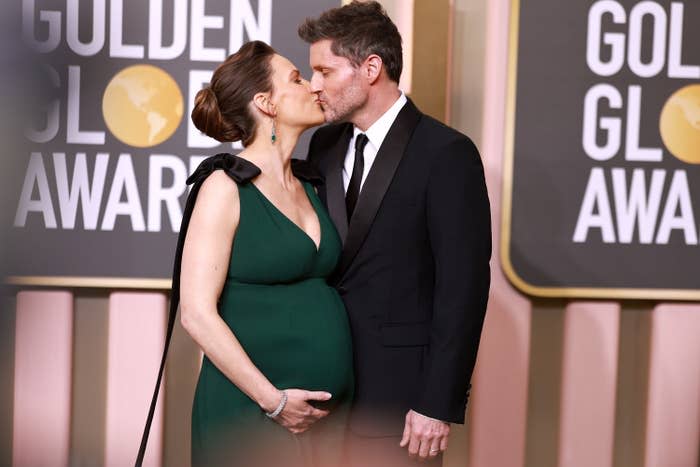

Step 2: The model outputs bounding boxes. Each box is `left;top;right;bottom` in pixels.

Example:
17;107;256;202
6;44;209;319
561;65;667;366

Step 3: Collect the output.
240;124;301;189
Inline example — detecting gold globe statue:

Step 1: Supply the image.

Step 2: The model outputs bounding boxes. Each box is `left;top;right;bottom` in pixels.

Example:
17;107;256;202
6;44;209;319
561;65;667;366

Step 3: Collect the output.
659;84;700;164
102;65;184;148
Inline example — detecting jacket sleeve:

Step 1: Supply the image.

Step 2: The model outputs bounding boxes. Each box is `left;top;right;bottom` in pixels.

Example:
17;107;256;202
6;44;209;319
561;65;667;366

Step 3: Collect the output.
413;136;492;424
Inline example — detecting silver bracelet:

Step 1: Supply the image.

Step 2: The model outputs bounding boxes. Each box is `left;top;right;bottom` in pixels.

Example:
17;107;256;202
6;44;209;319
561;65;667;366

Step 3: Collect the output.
265;390;288;418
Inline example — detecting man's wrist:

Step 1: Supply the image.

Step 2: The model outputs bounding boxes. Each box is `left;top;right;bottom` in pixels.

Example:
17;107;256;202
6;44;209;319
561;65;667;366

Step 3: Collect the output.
411;409;449;424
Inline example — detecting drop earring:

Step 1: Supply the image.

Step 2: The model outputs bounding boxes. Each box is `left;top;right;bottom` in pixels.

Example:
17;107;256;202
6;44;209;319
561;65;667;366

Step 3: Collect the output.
271;120;277;144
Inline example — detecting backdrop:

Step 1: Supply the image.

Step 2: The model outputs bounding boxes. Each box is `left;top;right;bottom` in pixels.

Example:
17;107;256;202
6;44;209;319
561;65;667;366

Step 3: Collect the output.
504;0;700;299
9;0;336;286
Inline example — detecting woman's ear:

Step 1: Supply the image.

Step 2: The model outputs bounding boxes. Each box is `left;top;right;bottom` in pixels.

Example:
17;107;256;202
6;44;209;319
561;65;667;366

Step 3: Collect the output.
252;92;276;117
365;54;383;84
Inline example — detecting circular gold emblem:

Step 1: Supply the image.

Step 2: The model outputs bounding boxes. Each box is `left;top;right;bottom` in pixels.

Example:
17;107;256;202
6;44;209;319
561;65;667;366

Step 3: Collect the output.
659;84;700;164
102;65;183;148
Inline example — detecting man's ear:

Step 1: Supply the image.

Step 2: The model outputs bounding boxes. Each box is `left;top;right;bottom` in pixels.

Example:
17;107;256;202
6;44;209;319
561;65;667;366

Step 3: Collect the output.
252;92;276;117
364;54;383;84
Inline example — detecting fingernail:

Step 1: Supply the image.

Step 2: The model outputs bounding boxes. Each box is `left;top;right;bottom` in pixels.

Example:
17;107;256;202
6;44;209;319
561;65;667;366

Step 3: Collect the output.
325;393;332;399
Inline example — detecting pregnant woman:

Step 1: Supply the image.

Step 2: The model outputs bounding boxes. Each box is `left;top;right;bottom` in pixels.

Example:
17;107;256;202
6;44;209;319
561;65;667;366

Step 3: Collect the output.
180;41;353;466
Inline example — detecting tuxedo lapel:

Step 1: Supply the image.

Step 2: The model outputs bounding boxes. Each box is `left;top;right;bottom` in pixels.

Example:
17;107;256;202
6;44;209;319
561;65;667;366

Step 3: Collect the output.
324;124;353;243
336;99;422;279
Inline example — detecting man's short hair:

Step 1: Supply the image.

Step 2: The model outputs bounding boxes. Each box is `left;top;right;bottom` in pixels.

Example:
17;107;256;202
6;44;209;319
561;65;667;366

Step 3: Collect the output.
298;1;403;83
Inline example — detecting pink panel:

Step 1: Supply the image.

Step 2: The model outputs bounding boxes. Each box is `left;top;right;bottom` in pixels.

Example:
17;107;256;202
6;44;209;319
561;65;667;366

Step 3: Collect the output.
468;289;530;467
558;303;620;467
393;0;414;93
467;0;531;466
644;304;700;467
104;293;166;467
13;291;73;467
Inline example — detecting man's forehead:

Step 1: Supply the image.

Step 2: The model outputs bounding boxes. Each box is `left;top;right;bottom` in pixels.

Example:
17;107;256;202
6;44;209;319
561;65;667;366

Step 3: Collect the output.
310;41;349;64
310;39;333;52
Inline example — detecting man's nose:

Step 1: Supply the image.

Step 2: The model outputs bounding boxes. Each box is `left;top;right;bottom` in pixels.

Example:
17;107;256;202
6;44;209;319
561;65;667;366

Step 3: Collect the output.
309;73;322;93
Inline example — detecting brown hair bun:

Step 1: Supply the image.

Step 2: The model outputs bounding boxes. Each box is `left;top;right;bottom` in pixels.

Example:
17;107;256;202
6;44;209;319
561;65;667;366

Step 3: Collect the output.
190;41;276;146
192;87;241;143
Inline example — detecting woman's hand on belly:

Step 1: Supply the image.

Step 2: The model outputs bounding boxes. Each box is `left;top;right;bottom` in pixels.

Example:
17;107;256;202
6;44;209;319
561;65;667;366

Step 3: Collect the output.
269;389;333;434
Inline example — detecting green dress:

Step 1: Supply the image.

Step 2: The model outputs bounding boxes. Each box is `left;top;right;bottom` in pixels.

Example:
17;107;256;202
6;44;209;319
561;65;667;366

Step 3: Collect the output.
188;155;353;467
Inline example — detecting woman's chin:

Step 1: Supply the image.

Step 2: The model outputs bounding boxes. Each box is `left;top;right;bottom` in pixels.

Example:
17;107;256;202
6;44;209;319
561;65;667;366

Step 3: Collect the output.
304;115;325;129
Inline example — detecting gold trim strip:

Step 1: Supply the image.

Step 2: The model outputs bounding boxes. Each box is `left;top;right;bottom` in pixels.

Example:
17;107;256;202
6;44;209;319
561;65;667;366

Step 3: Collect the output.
5;276;171;290
499;0;700;301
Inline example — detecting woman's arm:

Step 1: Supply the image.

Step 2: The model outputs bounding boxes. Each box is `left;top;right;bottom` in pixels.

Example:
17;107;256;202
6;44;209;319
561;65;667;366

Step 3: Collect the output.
179;171;330;432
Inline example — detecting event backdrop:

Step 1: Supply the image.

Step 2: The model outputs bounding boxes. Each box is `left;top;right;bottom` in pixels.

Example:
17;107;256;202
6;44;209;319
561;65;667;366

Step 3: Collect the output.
503;0;700;299
10;0;336;286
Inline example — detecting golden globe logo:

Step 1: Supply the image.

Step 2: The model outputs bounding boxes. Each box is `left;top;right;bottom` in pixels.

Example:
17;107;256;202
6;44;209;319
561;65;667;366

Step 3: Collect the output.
15;0;272;234
573;1;700;247
102;65;184;148
660;84;700;165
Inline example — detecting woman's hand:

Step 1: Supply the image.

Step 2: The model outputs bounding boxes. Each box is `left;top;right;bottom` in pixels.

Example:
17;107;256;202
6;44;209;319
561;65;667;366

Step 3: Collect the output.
268;389;332;434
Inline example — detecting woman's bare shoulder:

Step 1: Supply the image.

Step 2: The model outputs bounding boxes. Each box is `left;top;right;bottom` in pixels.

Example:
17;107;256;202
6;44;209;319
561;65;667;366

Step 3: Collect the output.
192;170;241;223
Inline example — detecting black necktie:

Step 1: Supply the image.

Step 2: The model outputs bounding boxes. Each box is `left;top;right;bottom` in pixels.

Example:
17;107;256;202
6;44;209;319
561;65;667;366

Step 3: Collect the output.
346;133;368;221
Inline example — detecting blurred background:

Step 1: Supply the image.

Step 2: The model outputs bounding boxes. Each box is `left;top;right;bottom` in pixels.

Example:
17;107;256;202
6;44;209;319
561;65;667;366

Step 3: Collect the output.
3;0;699;466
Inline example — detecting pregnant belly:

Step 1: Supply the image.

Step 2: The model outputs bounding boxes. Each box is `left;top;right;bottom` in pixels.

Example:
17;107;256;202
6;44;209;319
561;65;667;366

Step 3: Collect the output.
219;278;354;405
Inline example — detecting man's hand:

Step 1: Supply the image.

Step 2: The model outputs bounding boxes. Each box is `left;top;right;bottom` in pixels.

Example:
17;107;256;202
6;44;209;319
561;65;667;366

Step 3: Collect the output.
399;409;450;460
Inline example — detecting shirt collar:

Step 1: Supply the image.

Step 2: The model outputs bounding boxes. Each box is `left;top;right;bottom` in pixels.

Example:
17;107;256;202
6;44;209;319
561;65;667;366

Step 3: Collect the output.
353;92;407;150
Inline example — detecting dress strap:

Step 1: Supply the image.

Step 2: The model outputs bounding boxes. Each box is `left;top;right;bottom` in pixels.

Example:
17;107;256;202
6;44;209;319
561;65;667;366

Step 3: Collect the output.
187;152;262;185
136;152;258;466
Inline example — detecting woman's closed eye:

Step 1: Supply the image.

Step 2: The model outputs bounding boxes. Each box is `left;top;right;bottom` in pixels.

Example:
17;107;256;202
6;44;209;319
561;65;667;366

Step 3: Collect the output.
291;70;304;84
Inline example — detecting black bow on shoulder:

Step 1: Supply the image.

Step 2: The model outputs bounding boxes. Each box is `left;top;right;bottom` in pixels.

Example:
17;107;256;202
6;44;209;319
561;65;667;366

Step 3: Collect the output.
186;152;324;187
187;152;262;186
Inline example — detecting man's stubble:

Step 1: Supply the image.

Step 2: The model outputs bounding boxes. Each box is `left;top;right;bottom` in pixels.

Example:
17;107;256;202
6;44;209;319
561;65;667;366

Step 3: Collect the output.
322;71;368;125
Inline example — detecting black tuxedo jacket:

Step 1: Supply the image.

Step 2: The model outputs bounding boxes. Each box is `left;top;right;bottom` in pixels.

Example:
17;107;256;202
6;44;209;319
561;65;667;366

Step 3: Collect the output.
307;99;491;436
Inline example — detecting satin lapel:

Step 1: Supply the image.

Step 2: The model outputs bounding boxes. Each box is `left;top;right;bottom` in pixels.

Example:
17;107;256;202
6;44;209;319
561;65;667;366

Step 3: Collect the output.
324;124;353;243
336;100;422;279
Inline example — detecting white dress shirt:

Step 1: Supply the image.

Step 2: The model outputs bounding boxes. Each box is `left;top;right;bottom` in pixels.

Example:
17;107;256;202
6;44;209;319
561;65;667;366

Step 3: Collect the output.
342;92;408;193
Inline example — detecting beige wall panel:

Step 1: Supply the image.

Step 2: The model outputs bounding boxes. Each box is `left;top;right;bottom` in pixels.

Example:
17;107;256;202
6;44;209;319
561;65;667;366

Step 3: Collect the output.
449;0;487;146
70;292;109;466
524;300;566;467
558;303;620;467
13;291;73;467
410;0;450;122
377;0;414;93
644;305;700;467
1;294;17;467
163;313;202;467
104;293;166;467
462;0;533;465
613;304;653;467
466;285;531;467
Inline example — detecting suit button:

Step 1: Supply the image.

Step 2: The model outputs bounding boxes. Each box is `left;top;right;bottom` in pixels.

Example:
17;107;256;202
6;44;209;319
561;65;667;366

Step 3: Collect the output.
337;286;347;295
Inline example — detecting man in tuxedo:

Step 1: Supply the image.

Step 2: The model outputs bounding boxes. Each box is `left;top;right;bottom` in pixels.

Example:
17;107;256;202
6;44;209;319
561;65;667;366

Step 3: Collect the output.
299;2;491;465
